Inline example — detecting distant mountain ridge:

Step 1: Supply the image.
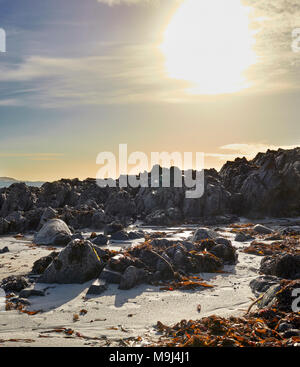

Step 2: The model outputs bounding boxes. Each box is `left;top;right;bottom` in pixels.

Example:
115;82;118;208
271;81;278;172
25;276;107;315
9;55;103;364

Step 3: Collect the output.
0;177;17;181
0;177;44;188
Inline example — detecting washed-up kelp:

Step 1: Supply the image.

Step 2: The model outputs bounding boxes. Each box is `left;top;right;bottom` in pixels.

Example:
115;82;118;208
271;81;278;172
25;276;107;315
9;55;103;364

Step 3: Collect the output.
244;239;300;257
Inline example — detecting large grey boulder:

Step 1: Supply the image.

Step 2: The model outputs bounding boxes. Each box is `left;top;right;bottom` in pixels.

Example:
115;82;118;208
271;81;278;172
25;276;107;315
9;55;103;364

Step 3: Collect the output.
34;219;72;246
38;239;104;284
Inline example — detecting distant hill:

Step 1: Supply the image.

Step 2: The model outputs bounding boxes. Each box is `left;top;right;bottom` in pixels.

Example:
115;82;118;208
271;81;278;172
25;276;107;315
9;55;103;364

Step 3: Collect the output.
0;177;17;181
0;177;44;188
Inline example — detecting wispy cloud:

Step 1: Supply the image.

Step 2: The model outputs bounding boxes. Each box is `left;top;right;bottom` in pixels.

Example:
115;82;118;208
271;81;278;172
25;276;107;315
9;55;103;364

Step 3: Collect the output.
206;143;300;163
0;153;63;160
96;0;159;5
0;44;189;108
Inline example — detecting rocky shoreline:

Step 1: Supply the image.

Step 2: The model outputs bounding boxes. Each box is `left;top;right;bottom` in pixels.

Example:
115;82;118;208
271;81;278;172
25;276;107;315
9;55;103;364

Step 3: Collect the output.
0;148;299;238
0;147;299;347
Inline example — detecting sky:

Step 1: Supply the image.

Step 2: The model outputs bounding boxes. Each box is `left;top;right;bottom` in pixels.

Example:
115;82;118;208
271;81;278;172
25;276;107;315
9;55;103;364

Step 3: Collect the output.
0;0;299;181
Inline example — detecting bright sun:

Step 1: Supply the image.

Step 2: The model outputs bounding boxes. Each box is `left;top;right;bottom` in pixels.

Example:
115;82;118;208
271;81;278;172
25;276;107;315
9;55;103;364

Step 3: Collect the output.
161;0;257;95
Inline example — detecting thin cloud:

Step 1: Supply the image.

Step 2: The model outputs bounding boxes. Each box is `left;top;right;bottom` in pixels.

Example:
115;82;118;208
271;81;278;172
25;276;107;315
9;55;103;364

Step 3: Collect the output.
0;153;64;159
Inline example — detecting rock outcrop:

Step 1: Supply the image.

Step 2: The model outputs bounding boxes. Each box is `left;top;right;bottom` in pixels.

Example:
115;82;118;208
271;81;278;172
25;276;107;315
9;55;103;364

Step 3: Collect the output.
0;148;299;235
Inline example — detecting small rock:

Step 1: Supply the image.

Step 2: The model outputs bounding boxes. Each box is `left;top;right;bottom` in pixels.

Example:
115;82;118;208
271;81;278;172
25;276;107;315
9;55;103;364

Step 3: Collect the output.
192;228;218;242
104;222;124;236
235;232;253;242
253;224;273;235
1;276;28;292
92;234;108;246
111;230;129;241
127;231;144;240
86;279;107;295
0;246;9;254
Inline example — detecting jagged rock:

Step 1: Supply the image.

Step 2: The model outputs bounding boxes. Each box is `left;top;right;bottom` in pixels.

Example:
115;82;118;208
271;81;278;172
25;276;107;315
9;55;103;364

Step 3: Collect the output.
0;148;299;234
37;240;104;284
32;251;59;274
91;209;110;229
135;187;184;216
5;211;27;233
92;234;108;246
119;266;147;290
192;228;218;242
144;209;174;226
38;207;57;229
105;190;137;218
260;254;300;279
253;224;273;235
34;219;72;246
182;177;232;219
0;183;36;217
1;276;28;292
222;148;300;217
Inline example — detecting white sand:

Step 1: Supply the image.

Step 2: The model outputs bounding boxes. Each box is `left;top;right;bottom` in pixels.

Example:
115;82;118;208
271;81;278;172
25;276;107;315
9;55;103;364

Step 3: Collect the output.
0;227;266;346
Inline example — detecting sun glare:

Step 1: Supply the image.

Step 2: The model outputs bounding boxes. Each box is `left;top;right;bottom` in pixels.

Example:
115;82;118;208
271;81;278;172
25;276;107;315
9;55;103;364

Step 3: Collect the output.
161;0;257;95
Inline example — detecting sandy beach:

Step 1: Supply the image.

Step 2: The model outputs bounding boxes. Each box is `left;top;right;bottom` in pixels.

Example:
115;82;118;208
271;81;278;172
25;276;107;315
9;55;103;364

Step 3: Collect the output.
0;224;275;347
